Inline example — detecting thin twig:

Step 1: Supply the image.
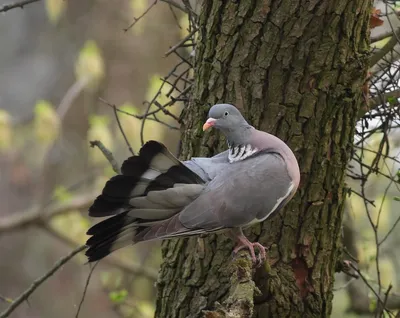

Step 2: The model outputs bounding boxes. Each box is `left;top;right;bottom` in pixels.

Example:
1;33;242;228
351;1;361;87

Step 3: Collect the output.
0;245;86;318
379;214;400;245
0;0;41;13
40;223;158;281
161;0;189;13
378;285;394;318
89;140;121;174
370;27;400;67
165;28;198;57
0;296;12;304
124;0;158;32
75;262;99;318
168;4;182;29
112;105;135;155
98;97;179;130
333;277;357;291
349;263;393;316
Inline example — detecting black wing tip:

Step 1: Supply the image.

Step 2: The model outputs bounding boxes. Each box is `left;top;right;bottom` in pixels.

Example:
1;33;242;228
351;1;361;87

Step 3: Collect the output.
120;140;166;176
86;212;130;235
85;246;109;262
139;140;166;162
88;195;130;218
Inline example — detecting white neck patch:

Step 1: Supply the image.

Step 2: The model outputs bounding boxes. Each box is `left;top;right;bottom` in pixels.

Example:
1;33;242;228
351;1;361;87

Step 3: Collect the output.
228;144;259;163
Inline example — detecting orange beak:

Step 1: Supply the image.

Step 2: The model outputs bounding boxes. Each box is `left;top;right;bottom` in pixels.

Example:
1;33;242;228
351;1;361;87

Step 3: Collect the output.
202;118;216;131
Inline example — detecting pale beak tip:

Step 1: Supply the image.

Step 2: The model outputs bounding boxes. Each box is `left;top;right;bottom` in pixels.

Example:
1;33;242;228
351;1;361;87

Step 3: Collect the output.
202;118;216;131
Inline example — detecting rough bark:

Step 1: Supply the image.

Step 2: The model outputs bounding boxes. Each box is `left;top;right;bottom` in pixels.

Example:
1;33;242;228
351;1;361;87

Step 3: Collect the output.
155;0;371;317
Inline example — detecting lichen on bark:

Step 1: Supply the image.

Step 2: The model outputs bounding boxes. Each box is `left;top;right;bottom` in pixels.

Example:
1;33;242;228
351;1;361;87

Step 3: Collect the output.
155;0;372;317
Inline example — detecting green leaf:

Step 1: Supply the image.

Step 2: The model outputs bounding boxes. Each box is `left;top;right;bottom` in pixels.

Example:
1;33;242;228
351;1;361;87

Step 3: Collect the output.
52;185;72;203
45;0;66;24
89;115;110;127
0;109;12;151
369;297;377;313
75;40;105;88
109;289;128;304
145;74;169;104
34;100;60;145
394;196;400;201
119;102;140;116
136;300;156;318
87;115;113;165
387;96;397;106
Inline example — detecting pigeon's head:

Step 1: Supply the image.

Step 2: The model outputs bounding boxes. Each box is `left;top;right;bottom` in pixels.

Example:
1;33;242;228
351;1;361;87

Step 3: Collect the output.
203;104;249;133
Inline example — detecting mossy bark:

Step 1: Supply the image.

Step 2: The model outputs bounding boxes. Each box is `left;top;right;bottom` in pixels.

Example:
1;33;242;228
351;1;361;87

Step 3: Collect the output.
155;0;371;317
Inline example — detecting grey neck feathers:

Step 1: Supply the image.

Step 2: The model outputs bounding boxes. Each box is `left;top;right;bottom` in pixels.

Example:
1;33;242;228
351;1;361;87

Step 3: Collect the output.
225;125;257;163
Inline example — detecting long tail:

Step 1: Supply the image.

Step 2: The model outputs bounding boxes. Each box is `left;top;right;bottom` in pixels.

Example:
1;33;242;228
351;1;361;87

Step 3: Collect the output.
85;141;205;262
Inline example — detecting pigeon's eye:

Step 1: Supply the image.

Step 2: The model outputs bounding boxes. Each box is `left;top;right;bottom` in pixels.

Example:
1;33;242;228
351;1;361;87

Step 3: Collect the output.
224;111;229;117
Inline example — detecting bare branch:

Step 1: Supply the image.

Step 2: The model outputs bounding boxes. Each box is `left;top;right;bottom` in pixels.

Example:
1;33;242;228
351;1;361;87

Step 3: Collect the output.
370;27;400;67
0;193;95;233
0;0;41;13
40;223;158;281
165;28;198;57
379;214;400;245
89;140;121;174
349;263;395;316
369;89;400;108
112;105;135;156
0;245;86;318
161;0;188;13
75;262;98;318
372;30;395;43
98;97;179;130
124;0;158;32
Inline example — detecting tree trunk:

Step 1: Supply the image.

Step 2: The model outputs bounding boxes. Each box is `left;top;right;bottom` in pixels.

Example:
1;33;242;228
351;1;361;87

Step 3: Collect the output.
155;0;371;317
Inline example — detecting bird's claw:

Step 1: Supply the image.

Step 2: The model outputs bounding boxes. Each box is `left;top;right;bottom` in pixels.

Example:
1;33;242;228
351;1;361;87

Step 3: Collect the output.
232;241;268;267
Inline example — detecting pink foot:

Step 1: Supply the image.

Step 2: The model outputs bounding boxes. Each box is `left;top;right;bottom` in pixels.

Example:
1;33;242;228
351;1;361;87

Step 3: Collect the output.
232;237;267;267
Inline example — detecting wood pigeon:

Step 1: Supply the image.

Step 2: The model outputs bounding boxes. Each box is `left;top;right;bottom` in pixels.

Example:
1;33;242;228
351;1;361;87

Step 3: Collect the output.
85;104;300;264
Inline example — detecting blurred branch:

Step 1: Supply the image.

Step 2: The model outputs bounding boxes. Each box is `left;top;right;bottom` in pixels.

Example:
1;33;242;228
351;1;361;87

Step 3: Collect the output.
89;140;121;174
0;193;95;233
0;0;41;13
372;31;395;43
0;245;86;318
350;263;400;316
370;27;400;67
343;209;400;315
58;77;90;120
40;223;158;281
370;89;400;108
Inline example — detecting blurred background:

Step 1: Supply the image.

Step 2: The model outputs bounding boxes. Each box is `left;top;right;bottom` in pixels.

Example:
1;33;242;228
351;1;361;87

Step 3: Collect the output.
0;0;192;317
0;0;399;317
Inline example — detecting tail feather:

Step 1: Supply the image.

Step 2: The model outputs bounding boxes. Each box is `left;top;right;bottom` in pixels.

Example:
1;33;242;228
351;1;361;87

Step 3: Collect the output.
89;141;204;218
86;140;206;262
87;212;132;236
85;213;202;262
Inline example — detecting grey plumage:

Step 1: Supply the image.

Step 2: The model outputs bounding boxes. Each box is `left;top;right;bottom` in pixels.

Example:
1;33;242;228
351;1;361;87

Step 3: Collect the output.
85;104;300;264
